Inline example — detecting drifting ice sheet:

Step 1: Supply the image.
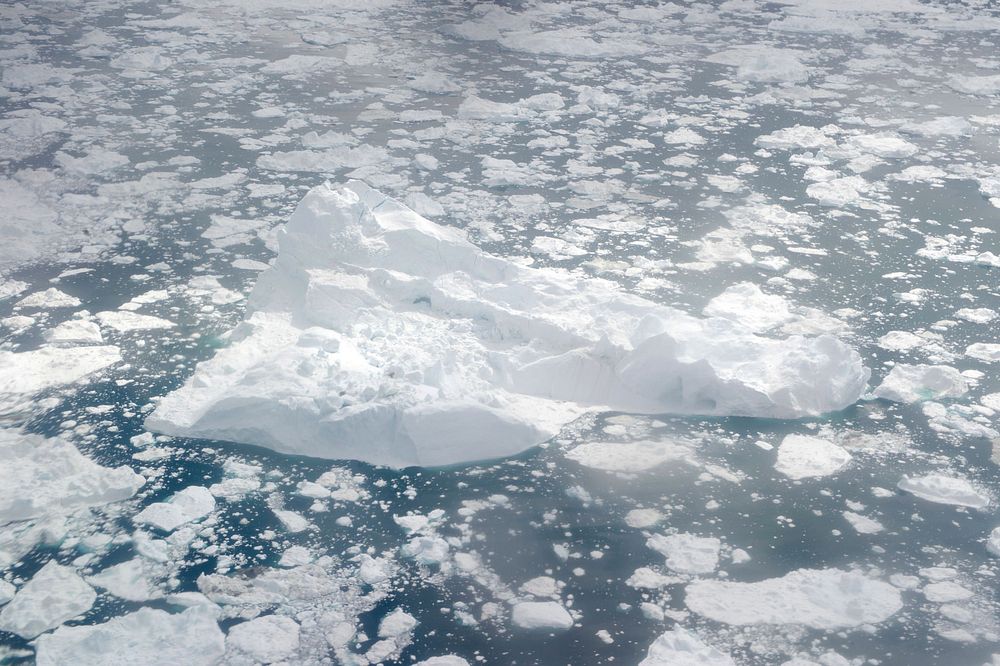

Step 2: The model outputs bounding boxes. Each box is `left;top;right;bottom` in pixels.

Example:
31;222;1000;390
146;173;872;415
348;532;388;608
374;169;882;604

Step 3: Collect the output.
147;182;868;467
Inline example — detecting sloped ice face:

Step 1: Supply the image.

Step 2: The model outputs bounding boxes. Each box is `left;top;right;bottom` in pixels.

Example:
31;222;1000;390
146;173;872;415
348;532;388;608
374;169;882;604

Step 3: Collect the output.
147;182;868;467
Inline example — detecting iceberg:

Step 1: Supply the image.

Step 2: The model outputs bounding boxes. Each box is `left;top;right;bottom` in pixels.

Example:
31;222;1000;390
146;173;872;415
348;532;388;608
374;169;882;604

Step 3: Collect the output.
147;182;868;467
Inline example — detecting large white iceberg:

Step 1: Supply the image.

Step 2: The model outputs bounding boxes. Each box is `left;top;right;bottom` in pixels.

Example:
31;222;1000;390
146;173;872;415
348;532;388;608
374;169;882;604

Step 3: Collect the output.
147;181;868;467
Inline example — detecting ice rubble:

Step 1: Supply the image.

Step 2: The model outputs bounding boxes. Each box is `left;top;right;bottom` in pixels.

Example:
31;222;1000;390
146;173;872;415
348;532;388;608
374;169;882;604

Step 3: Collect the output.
147;182;868;467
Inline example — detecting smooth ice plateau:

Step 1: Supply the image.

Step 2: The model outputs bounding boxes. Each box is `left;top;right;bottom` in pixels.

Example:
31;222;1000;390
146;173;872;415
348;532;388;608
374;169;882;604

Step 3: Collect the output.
148;181;869;467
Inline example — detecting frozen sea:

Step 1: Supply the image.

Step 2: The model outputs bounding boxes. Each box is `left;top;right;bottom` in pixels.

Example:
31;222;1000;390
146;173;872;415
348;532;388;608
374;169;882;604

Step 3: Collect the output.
1;0;999;664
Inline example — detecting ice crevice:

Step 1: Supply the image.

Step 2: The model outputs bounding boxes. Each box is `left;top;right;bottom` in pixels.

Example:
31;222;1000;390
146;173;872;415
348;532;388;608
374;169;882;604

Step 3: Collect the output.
147;181;870;467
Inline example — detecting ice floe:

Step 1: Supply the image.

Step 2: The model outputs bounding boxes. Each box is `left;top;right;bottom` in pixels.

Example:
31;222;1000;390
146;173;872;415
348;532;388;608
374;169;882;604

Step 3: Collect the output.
511;601;574;631
873;364;968;403
0;429;144;525
35;606;224;666
133;486;215;532
640;627;734;666
774;434;852;480
646;533;721;575
685;568;902;629
0;561;96;639
897;474;990;509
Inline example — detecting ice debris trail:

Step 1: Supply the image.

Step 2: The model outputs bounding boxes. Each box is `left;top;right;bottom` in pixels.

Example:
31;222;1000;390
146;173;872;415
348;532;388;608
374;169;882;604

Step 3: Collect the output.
147;181;869;467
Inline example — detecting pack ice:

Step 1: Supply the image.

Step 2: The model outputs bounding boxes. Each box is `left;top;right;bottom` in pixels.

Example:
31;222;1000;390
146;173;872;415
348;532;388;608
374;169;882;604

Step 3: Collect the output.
147;182;868;467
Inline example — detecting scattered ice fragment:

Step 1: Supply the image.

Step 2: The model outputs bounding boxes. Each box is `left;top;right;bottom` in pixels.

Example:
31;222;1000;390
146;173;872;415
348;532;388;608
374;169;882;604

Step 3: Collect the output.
843;511;883;534
88;559;158;602
520;576;558;598
15;288;81;309
566;439;692;473
278;546;312;568
44;319;103;345
96;311;175;332
625;508;663;529
924;581;974;603
0;429;144;524
966;343;1000;363
986;527;1000;557
273;509;310;533
0;346;122;404
378;608;418;638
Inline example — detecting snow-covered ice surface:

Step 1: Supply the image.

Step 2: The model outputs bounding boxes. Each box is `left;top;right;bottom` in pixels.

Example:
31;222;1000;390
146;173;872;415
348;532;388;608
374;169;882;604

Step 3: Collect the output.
1;0;1000;664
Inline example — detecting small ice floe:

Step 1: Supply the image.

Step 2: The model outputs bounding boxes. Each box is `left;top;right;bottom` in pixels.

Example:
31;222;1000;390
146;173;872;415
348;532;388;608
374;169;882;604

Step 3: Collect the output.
510;601;574;631
774;434;852;480
133;486;216;532
684;568;902;629
872;364;968;403
639;626;734;666
897;474;990;509
34;606;224;666
0;562;96;639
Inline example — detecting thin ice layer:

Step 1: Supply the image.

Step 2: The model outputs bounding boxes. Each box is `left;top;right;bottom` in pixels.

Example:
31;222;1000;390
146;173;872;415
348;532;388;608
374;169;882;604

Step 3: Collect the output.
147;182;868;467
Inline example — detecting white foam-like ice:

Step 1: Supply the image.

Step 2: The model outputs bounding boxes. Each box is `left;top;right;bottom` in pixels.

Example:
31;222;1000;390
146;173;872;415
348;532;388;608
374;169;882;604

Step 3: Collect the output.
146;182;868;467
